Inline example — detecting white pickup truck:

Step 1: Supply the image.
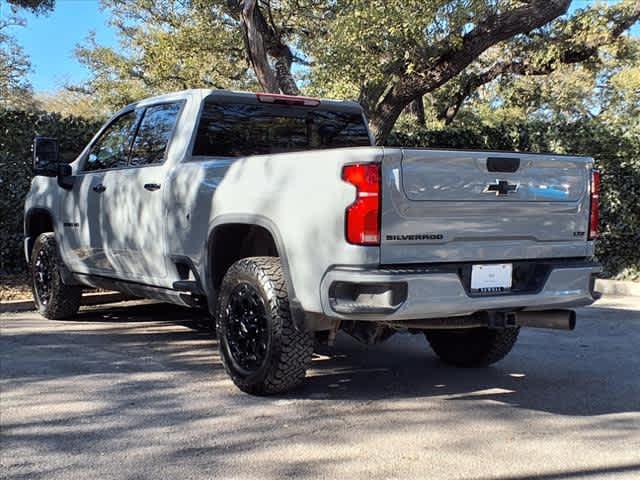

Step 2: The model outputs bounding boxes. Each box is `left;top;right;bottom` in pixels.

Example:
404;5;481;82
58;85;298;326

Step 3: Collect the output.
26;89;601;394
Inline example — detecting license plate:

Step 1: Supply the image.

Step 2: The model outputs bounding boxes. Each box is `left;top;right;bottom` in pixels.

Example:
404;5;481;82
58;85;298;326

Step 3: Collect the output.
471;264;512;292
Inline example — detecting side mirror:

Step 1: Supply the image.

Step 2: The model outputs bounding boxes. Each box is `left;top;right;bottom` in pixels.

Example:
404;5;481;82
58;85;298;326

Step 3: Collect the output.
33;137;60;177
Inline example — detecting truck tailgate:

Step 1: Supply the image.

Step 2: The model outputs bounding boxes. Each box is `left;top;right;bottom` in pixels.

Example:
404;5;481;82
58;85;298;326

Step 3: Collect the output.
380;148;593;264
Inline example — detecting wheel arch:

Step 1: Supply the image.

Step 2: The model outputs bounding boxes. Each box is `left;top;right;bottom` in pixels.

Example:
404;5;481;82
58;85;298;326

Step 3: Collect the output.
205;214;305;327
24;207;56;262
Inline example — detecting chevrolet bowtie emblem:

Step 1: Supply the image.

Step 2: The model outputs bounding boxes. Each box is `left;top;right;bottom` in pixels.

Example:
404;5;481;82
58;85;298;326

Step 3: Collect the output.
484;180;518;196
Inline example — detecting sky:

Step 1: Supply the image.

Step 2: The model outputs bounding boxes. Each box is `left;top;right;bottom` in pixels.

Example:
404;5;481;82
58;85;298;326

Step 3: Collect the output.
2;0;639;93
2;0;117;92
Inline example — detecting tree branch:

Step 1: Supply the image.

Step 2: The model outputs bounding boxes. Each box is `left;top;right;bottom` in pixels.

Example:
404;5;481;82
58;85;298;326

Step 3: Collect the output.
369;0;572;143
436;2;640;124
611;0;640;37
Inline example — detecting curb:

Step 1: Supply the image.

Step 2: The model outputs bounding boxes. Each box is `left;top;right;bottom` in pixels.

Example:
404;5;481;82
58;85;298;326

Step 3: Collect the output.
595;279;640;298
0;292;130;313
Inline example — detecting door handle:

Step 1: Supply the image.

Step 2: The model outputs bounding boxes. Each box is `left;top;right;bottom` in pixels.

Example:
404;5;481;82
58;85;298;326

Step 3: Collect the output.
144;183;161;191
92;184;106;193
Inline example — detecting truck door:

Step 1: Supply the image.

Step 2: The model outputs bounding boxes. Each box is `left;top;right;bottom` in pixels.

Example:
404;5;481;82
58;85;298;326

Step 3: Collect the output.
101;101;183;285
60;110;140;276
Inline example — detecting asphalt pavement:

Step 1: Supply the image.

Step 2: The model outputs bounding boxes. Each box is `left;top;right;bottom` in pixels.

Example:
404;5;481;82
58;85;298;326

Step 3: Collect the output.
1;296;639;480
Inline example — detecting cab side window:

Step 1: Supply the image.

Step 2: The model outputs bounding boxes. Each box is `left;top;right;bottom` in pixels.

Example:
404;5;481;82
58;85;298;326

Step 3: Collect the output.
128;102;182;167
83;111;140;172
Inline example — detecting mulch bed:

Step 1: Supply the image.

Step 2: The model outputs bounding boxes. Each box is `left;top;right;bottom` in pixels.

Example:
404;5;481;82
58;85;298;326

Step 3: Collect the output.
0;274;32;302
0;274;107;302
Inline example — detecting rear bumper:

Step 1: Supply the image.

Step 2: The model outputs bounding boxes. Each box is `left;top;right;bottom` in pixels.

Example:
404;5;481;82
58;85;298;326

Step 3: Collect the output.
320;260;602;321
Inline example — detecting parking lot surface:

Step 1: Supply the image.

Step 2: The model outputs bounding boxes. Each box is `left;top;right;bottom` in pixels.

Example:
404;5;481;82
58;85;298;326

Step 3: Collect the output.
1;296;639;480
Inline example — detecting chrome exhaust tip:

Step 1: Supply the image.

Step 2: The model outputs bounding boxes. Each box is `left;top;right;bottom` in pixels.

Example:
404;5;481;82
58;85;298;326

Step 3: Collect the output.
516;309;576;330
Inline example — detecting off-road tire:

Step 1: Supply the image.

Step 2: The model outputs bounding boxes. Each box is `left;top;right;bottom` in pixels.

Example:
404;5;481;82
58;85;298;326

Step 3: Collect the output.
216;256;314;395
31;233;82;320
425;327;519;367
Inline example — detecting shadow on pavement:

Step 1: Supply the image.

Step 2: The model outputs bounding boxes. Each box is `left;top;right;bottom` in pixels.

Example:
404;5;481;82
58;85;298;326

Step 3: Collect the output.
3;300;639;418
1;300;639;480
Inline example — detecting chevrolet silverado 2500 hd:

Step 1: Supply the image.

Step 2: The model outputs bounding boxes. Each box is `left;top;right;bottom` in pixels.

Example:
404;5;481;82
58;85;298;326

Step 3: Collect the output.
25;89;601;394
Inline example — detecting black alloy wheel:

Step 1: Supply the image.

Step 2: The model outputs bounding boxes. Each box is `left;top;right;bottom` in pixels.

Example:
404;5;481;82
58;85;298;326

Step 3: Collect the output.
33;243;54;306
216;257;314;395
224;282;271;374
30;233;82;320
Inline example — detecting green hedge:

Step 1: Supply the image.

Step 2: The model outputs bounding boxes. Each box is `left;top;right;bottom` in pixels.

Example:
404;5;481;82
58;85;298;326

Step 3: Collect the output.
389;119;640;280
1;110;637;280
0;109;103;274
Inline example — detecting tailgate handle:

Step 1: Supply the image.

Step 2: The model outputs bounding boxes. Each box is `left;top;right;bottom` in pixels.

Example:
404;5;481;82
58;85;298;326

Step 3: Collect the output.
487;157;520;173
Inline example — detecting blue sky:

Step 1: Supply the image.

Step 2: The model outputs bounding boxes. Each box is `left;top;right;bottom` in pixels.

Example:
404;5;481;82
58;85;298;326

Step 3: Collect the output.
2;0;639;93
2;0;117;92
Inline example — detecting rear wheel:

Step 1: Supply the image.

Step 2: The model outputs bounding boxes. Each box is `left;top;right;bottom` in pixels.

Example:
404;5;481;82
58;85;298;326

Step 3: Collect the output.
31;233;82;320
216;257;314;395
425;327;519;367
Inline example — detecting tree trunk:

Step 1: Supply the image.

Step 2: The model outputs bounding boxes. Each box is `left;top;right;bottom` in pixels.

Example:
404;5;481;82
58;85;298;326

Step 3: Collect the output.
273;49;300;95
239;0;300;95
369;91;409;145
409;97;425;126
240;0;279;93
438;92;466;125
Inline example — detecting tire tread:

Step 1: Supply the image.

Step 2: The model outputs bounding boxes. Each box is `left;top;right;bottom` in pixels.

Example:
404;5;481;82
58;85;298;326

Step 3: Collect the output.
217;256;313;395
426;327;519;367
31;233;82;320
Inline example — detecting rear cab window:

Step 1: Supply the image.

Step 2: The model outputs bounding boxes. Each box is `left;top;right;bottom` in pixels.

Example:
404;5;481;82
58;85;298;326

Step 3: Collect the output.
129;102;182;167
192;99;371;157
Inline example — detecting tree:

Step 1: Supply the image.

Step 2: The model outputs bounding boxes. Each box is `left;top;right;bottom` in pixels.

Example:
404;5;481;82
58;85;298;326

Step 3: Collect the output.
218;0;303;95
34;89;109;119
1;0;56;108
429;1;640;125
5;0;54;14
77;0;639;142
74;0;325;107
463;40;640;128
307;0;640;142
0;15;34;109
74;0;259;109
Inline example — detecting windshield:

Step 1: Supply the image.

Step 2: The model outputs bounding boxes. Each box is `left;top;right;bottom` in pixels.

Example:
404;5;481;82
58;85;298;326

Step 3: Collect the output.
192;101;371;157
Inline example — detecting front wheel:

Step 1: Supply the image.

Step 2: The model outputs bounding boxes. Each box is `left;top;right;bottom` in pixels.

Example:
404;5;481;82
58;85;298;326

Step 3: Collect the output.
216;257;314;395
31;233;82;320
425;327;519;367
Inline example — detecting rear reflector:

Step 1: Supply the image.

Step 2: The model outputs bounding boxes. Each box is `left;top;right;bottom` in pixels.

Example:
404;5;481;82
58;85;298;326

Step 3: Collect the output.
342;164;381;245
256;93;320;107
589;169;601;240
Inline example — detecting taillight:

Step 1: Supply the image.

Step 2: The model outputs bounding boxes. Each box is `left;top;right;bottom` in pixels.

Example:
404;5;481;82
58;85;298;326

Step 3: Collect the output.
589;169;601;240
342;164;381;245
